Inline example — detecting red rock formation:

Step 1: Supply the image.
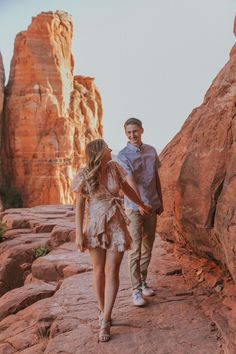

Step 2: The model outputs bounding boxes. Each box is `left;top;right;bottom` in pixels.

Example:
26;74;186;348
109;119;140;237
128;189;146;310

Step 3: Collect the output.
158;17;236;281
0;52;5;184
230;16;236;57
0;53;5;210
0;52;4;121
1;11;102;207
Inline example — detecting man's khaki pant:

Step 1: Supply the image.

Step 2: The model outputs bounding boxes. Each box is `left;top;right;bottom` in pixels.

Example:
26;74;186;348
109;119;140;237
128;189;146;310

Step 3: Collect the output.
126;209;157;290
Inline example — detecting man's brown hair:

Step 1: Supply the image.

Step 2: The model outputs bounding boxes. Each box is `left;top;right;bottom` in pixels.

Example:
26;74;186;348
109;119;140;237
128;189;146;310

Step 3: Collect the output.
124;117;143;128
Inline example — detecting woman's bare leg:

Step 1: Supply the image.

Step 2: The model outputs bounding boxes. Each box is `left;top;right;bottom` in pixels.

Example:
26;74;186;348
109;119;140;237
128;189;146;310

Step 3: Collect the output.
103;251;124;321
89;248;106;312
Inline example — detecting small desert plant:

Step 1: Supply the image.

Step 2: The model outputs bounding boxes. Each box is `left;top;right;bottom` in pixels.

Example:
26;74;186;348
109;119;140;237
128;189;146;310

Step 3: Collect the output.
35;321;51;342
0;221;7;242
34;246;50;258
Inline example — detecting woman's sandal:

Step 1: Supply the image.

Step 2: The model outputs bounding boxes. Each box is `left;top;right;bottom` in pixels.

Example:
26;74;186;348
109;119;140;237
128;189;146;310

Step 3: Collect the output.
98;318;111;342
98;310;113;327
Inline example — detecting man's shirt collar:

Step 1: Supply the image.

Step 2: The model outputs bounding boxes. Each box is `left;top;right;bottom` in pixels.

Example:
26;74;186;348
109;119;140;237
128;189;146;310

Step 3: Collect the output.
127;142;143;152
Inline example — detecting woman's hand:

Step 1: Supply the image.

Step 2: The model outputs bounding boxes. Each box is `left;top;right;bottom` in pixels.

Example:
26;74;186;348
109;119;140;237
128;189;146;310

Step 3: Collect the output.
75;234;86;252
138;203;153;216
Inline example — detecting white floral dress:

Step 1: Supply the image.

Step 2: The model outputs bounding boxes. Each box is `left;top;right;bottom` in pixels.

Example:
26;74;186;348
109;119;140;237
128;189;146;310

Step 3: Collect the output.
71;160;132;252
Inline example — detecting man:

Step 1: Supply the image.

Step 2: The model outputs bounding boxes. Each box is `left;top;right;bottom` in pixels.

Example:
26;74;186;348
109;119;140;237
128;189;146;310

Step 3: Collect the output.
118;117;163;306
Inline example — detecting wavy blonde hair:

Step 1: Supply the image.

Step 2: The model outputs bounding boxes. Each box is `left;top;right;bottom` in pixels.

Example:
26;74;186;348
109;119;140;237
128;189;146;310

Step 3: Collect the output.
85;139;107;193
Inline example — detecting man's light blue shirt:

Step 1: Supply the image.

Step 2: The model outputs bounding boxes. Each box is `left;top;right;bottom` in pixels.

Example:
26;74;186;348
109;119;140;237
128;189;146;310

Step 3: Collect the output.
117;143;161;211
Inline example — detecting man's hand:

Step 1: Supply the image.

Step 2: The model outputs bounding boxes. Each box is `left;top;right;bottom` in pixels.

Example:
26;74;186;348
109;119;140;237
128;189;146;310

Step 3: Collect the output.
138;203;153;216
156;204;164;215
75;235;86;252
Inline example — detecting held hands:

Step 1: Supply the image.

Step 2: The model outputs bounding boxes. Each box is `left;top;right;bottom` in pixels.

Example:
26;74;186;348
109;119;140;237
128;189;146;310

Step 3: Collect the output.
138;203;153;216
75;234;85;252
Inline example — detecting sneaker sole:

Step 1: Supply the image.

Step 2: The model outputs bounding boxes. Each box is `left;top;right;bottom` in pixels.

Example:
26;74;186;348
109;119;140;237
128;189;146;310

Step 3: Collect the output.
142;292;155;297
133;301;147;307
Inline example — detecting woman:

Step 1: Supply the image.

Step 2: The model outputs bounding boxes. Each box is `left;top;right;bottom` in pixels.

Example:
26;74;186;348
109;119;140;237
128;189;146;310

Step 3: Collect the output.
71;139;151;342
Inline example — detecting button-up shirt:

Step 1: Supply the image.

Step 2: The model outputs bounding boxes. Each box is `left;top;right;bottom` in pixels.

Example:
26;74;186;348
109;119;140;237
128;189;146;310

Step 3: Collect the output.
117;142;161;211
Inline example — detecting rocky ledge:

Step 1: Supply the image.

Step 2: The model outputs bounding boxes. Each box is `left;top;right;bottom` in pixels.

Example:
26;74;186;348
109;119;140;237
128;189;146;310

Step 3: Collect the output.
0;205;235;353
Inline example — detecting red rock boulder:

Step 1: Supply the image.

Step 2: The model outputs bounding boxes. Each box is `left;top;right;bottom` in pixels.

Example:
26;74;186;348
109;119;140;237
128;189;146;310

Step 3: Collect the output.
158;18;236;282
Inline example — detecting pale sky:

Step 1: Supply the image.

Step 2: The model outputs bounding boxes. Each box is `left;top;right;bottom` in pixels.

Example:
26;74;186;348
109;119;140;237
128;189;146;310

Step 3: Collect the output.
0;0;235;153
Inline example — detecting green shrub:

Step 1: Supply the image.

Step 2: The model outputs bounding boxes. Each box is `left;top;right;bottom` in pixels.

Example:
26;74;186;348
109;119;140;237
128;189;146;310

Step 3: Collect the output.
34;246;50;258
0;222;7;242
0;185;23;209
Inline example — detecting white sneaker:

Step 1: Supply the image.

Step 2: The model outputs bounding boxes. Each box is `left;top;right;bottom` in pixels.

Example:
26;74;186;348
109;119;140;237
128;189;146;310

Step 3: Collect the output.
132;290;146;306
141;281;155;296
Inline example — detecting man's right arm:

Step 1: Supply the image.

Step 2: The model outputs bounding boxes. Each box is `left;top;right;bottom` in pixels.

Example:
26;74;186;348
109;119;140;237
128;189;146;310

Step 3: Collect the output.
155;153;164;215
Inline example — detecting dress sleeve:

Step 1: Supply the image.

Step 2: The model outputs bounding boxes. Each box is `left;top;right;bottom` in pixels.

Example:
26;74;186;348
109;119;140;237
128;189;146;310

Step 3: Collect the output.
71;169;86;193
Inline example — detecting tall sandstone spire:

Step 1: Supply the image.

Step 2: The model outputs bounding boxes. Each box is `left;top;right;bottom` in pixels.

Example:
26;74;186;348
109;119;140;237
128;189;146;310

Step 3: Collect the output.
2;11;102;206
158;17;236;282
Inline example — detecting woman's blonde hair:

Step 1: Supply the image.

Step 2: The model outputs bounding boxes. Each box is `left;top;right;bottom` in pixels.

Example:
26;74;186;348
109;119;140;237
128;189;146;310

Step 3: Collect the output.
85;139;107;193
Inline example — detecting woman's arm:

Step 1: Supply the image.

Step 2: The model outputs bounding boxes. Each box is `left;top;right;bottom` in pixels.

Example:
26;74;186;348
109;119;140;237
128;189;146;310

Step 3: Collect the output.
121;180;152;215
75;192;86;252
126;175;141;198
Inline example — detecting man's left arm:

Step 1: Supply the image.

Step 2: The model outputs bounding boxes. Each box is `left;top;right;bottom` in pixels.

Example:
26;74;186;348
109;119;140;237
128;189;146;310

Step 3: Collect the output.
155;155;164;215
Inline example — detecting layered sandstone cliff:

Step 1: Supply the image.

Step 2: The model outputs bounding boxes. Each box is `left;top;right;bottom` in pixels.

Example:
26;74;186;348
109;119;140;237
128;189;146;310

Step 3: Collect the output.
158;19;236;282
0;52;4;121
0;52;5;197
1;11;102;207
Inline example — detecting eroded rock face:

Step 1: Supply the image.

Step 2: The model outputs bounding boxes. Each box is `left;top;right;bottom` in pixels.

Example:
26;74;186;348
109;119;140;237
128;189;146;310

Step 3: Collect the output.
1;11;102;207
0;52;4;121
0;52;5;190
230;16;236;57
158;19;236;282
